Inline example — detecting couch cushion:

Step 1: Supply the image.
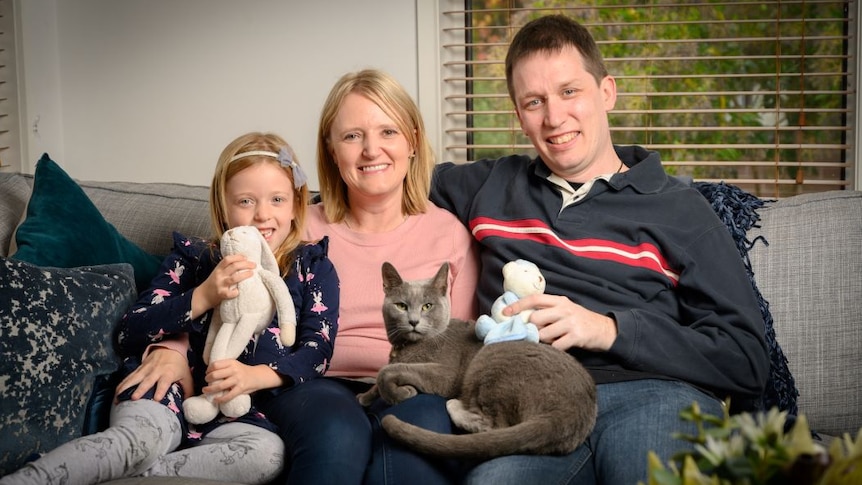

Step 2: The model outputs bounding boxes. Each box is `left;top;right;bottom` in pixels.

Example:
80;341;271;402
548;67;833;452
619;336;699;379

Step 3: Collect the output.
1;165;212;261
0;257;136;476
70;176;211;259
10;155;163;292
748;190;862;437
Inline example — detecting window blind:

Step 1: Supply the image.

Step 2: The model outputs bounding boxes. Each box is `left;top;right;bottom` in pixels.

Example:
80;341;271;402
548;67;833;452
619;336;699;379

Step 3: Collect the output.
439;0;856;198
0;0;18;172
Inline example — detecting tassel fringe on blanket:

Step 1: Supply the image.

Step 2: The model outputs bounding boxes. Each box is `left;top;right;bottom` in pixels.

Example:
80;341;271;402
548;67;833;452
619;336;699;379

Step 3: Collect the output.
693;181;799;416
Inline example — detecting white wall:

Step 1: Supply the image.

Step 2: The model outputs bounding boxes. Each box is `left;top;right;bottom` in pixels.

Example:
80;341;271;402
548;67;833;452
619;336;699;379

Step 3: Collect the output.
15;0;430;190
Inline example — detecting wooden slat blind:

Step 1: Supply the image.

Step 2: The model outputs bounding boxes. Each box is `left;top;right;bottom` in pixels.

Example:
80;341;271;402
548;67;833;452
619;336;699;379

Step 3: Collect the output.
439;0;856;198
0;0;18;171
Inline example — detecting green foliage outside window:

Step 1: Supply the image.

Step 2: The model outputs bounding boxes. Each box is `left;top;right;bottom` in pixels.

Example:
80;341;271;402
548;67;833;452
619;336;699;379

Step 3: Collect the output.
464;1;850;197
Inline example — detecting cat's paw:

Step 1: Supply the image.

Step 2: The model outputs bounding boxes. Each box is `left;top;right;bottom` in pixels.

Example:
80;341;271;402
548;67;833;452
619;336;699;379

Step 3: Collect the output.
447;399;492;433
381;384;418;404
357;386;379;407
392;385;418;403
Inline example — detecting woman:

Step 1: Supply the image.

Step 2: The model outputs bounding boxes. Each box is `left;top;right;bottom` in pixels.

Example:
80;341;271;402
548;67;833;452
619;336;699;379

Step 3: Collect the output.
288;68;479;485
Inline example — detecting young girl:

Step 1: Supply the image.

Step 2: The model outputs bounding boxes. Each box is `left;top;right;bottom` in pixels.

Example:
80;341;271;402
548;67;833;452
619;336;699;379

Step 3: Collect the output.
1;132;339;485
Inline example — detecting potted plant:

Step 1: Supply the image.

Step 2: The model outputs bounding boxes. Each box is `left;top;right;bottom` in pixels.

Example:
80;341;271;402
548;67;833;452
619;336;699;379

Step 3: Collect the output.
642;402;862;485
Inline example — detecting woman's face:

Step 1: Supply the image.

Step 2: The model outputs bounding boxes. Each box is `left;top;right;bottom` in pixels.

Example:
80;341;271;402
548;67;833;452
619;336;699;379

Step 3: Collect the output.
328;92;412;205
224;161;295;252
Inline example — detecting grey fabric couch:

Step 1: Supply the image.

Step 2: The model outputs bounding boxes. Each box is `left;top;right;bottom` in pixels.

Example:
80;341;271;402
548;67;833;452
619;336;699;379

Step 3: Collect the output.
1;170;860;483
748;190;862;437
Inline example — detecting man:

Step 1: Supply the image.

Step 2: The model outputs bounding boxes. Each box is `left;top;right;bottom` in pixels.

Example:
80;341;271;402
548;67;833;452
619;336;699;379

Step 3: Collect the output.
430;14;769;484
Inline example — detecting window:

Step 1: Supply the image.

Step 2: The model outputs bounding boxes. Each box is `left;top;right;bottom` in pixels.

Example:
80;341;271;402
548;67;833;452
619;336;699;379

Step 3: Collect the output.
438;0;856;198
0;0;18;173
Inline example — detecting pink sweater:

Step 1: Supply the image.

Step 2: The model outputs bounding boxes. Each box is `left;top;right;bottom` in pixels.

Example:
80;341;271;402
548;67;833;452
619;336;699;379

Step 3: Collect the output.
303;202;479;379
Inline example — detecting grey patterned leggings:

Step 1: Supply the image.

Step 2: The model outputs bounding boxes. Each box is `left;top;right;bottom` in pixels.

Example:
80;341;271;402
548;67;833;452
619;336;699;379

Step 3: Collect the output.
0;399;283;485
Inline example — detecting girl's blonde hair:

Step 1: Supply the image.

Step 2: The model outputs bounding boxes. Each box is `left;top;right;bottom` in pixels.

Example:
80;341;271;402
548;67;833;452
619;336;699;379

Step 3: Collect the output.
316;69;434;223
209;132;309;275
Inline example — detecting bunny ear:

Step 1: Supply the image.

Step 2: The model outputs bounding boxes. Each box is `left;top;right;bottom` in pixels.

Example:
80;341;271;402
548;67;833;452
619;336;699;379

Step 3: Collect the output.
258;232;281;273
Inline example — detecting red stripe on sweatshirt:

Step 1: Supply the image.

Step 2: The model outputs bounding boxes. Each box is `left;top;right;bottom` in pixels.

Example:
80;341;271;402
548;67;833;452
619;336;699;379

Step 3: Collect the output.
469;217;679;285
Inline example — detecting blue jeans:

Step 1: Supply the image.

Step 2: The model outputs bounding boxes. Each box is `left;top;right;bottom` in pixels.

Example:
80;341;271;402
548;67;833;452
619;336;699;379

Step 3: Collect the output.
260;378;464;485
259;378;372;485
365;393;467;485
464;379;723;485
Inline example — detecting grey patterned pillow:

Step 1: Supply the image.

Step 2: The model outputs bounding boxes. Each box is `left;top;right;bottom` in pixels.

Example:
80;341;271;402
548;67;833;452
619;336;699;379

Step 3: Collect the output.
0;257;136;475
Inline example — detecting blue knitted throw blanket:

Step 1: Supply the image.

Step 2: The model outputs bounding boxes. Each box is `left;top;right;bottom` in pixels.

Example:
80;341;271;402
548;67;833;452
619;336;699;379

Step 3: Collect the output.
693;181;799;415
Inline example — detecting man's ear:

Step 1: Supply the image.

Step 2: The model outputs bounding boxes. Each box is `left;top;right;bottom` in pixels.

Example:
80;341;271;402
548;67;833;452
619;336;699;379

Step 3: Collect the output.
601;75;618;110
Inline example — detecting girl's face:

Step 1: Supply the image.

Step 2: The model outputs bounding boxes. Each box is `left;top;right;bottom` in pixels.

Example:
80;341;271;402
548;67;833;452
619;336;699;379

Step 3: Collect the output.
328;92;412;205
224;161;295;252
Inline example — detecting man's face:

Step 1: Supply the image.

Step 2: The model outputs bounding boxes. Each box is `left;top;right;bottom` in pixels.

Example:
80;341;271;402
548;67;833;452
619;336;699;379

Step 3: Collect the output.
511;45;618;182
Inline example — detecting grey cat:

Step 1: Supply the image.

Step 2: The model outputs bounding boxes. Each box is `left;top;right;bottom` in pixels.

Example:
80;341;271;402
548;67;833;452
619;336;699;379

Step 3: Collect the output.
357;261;598;460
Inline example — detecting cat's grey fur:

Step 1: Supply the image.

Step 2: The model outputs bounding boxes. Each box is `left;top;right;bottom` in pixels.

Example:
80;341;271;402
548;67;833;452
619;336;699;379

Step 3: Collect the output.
357;262;598;460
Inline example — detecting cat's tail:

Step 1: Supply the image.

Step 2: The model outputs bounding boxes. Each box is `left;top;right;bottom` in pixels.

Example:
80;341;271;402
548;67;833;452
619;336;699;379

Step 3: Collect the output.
380;413;590;460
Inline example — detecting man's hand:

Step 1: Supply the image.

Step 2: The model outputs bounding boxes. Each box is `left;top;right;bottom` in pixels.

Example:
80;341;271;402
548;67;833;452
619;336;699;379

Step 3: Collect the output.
504;293;618;351
203;359;284;404
115;347;194;402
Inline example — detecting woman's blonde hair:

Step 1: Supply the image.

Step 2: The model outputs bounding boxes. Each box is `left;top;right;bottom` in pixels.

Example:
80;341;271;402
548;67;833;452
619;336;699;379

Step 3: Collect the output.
209;132;309;275
316;69;433;223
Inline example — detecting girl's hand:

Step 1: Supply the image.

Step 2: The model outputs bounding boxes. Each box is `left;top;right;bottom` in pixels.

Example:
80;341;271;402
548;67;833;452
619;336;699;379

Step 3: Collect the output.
190;254;256;319
202;359;285;404
114;347;194;402
504;293;618;352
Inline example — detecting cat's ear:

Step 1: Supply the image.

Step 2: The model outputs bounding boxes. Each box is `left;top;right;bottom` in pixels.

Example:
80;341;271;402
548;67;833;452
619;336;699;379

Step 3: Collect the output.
432;262;450;293
381;262;403;293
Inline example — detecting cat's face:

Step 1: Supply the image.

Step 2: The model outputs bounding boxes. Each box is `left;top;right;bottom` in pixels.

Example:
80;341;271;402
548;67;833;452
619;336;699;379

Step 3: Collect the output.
381;262;451;345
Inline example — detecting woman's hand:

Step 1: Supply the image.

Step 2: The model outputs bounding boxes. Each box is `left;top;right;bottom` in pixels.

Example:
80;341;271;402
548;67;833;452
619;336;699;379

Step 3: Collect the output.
504;293;618;352
115;346;194;402
191;254;256;319
203;359;286;404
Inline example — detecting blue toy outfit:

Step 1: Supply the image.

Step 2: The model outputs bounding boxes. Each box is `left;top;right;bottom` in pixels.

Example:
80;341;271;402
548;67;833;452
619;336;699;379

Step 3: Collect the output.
475;289;539;343
475;259;543;344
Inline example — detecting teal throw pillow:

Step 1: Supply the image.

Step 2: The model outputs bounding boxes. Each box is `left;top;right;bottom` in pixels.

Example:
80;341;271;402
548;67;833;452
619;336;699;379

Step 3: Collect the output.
10;153;162;292
0;257;137;476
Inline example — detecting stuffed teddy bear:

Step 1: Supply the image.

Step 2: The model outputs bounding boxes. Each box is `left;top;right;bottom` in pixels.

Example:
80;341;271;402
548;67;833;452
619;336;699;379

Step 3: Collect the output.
475;259;545;345
183;226;297;425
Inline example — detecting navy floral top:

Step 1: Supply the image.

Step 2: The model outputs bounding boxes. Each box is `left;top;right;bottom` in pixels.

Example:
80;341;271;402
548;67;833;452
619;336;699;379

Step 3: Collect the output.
116;232;339;442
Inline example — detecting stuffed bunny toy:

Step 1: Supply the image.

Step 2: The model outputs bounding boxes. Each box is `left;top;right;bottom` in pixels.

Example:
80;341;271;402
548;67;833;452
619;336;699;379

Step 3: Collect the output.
475;259;545;345
183;226;297;424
